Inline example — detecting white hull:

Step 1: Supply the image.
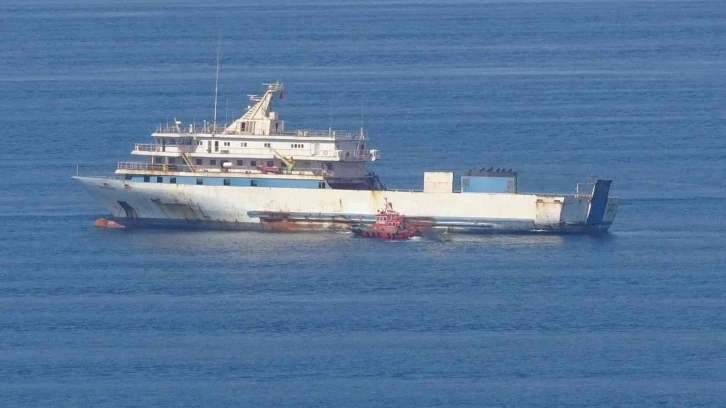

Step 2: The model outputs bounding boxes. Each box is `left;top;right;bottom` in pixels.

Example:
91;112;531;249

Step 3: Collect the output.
74;176;618;234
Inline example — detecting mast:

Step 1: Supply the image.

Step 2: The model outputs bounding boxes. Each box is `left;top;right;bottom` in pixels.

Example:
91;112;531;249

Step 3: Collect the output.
212;36;221;136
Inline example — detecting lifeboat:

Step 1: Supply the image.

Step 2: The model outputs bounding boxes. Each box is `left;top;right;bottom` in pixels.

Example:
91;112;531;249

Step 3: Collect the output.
351;201;417;240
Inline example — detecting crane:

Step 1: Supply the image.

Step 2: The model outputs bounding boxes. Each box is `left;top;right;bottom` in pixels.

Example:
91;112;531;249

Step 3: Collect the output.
269;147;295;172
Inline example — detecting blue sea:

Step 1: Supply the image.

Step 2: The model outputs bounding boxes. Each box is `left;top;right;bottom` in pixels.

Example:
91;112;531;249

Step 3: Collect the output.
1;1;725;406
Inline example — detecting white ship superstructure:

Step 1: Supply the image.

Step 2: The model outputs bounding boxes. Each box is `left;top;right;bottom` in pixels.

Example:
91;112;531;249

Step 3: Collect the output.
75;82;619;233
119;82;382;191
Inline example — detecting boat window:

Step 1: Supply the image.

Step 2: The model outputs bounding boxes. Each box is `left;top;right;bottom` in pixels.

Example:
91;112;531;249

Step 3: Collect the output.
170;177;176;184
124;174;132;180
241;142;247;147
236;160;244;166
156;176;163;183
250;180;257;187
169;158;176;164
143;176;150;182
196;178;203;185
210;160;217;165
267;161;274;167
251;160;257;166
264;143;271;148
223;179;231;186
196;159;203;165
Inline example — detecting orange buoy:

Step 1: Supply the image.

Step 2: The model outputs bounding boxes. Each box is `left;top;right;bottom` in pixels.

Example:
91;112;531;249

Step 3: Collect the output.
94;218;125;229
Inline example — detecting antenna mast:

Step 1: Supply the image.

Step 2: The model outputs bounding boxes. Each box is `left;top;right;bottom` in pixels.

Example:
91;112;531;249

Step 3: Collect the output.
212;36;222;136
356;102;365;151
328;102;333;136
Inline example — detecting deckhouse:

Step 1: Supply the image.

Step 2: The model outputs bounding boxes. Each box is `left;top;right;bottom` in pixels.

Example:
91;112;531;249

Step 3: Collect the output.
118;82;383;190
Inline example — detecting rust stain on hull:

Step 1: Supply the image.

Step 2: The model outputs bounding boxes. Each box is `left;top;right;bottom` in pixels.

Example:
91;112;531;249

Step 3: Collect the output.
258;213;352;232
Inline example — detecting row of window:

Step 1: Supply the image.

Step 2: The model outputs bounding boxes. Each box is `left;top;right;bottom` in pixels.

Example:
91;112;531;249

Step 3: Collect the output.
158;139;193;145
188;141;312;149
196;141;248;147
193;159;274;167
126;174;326;189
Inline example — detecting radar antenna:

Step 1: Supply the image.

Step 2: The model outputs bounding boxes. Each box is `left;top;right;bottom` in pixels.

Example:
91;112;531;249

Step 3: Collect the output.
212;35;222;136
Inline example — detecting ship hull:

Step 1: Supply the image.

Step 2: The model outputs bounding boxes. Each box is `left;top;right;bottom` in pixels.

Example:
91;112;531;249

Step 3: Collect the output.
73;177;618;234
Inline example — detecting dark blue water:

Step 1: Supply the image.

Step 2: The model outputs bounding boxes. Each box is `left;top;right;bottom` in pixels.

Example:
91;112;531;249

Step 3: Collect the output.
1;1;725;406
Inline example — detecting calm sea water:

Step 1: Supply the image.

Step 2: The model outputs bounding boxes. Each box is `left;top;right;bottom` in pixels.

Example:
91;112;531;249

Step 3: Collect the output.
1;1;725;406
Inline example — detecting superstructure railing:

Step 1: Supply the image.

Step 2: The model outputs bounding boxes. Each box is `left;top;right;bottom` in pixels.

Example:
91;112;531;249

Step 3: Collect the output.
153;126;367;140
133;144;375;161
116;162;333;176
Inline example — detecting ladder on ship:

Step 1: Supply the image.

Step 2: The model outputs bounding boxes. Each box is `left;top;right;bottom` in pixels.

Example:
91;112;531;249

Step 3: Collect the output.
180;152;197;172
269;147;295;172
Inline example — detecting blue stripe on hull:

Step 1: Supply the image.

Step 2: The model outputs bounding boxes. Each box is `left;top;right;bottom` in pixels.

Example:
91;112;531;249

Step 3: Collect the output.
124;175;322;189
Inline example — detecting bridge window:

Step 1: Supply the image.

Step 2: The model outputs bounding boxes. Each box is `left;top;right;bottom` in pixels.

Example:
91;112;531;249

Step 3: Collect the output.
170;177;176;184
236;160;244;166
223;179;231;186
196;159;202;165
264;143;271;148
196;178;203;185
143;176;150;182
156;176;163;183
250;180;257;187
223;142;230;147
210;160;217;165
267;161;274;167
250;160;257;166
241;142;247;147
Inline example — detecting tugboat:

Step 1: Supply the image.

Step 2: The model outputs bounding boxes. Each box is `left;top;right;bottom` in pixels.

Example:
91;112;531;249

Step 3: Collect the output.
351;201;418;240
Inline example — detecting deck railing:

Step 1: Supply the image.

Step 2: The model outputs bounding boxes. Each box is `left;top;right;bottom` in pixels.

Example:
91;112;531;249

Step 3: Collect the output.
134;143;196;153
153;125;366;140
117;162;333;176
132;144;375;161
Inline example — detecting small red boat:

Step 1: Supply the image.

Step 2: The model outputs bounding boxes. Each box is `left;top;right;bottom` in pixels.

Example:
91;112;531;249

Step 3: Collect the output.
351;201;417;240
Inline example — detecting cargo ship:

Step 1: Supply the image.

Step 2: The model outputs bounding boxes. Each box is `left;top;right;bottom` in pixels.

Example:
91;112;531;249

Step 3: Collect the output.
73;82;619;233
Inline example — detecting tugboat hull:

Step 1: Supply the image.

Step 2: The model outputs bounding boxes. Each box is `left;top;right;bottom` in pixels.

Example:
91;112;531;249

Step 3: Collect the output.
351;226;416;240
